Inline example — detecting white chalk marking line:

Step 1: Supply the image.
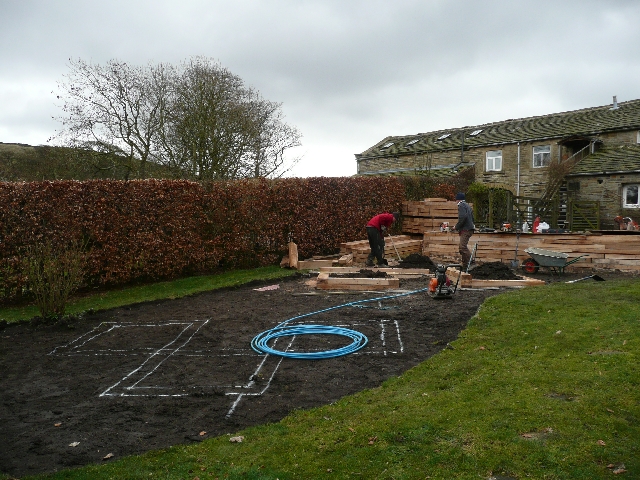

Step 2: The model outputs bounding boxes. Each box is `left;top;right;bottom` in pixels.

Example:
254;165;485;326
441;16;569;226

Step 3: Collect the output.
98;321;286;397
60;351;261;357
394;319;404;353
50;321;200;355
223;318;401;418
100;319;210;397
49;322;118;355
225;336;295;418
52;317;400;401
128;320;211;390
226;394;245;417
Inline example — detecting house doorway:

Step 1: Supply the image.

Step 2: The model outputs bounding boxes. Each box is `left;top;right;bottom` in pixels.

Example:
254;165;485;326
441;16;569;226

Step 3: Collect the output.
559;136;593;160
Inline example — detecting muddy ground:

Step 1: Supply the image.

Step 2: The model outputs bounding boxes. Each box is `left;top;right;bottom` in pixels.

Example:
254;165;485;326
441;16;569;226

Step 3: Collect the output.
0;265;632;478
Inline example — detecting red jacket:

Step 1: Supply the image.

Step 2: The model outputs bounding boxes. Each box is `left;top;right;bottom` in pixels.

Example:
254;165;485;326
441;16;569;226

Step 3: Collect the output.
367;213;395;233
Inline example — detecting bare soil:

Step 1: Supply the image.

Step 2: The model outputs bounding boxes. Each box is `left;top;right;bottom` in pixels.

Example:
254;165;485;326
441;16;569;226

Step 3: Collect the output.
470;261;522;280
398;254;438;271
0;267;633;478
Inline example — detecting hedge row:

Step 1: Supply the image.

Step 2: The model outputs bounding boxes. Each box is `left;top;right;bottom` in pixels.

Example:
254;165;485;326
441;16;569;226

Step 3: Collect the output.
0;177;405;305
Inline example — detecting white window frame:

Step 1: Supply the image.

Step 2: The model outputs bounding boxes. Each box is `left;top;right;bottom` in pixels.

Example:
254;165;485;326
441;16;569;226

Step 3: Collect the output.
533;145;551;168
623;184;640;208
486;150;502;172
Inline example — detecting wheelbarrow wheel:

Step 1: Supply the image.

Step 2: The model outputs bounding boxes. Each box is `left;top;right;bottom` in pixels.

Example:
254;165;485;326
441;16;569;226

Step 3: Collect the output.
522;258;539;274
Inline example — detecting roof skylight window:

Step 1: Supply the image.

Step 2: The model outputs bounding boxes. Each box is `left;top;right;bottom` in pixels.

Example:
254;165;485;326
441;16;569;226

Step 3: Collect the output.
405;138;420;146
381;142;394;148
437;133;451;140
470;129;483;136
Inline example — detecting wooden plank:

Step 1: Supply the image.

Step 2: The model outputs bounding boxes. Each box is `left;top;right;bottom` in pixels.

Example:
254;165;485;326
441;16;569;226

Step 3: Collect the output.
338;253;353;265
315;276;400;291
445;267;472;288
318;267;433;275
319;267;368;273
340;236;418;254
288;242;298;269
347;239;423;259
470;277;546;288
297;260;337;269
320;277;399;286
418;231;640;272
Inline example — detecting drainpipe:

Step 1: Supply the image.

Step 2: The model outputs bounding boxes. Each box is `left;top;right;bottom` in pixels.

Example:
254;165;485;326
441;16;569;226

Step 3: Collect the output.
516;142;521;196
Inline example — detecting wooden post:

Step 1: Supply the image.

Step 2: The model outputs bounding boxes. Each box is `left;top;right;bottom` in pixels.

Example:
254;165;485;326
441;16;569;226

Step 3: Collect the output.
288;242;298;269
488;190;494;229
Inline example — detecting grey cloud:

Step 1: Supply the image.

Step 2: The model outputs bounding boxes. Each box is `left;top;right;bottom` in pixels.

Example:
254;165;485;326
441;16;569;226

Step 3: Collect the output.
1;0;639;176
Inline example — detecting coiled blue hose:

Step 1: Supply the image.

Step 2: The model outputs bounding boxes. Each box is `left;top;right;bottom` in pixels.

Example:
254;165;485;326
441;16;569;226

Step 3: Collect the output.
251;285;430;359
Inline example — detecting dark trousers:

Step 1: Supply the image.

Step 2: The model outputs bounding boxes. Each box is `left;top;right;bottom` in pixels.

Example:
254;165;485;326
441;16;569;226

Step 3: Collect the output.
366;226;387;265
458;229;473;267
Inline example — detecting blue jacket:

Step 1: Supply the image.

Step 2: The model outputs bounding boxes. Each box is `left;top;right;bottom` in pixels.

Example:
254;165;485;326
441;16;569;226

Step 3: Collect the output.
455;201;475;231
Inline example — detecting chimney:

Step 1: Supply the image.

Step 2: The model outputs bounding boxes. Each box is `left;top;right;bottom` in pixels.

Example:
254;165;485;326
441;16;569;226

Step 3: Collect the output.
611;95;619;110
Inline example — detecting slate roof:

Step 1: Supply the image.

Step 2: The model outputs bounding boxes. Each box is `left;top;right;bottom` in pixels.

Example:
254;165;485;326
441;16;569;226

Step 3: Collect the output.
567;145;640;176
357;98;640;160
358;162;474;178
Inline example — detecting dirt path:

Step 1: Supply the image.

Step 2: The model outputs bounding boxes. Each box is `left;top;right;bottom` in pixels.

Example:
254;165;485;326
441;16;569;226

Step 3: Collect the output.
0;267;627;478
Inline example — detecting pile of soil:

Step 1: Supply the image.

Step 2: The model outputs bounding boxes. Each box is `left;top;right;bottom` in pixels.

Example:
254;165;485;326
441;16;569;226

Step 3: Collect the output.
330;269;388;278
399;254;438;271
0;275;500;478
470;262;522;280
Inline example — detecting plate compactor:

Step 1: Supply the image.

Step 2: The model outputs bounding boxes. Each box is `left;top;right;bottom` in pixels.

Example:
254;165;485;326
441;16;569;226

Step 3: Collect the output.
428;263;462;299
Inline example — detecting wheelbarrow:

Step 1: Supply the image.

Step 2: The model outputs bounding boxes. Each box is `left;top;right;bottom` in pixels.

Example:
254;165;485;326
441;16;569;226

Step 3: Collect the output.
522;247;588;275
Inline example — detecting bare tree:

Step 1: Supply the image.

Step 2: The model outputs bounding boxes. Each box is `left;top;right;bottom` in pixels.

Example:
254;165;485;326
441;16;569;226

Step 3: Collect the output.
159;58;255;179
54;57;301;180
53;58;172;179
159;58;301;180
244;100;302;178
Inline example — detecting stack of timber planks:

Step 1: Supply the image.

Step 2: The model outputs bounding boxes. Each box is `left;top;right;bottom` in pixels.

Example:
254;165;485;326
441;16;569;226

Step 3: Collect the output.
445;267;545;288
422;231;640;272
340;235;423;264
315;272;400;291
402;198;467;234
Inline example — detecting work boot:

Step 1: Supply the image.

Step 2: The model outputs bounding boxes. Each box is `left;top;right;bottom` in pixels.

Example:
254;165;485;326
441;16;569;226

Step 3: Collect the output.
365;259;374;267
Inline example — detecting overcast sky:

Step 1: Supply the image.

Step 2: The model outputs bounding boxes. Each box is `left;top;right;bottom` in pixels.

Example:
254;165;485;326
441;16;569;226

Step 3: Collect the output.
1;0;639;177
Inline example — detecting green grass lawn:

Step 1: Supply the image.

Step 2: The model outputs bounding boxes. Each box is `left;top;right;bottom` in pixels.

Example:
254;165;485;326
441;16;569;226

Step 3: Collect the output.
7;275;640;480
0;266;298;323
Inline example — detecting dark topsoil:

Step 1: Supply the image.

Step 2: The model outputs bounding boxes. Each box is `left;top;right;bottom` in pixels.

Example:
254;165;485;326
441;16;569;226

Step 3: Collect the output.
0;266;632;478
469;262;522;280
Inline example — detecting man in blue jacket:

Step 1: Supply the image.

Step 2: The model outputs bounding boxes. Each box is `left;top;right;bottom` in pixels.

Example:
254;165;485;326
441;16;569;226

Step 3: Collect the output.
451;193;475;268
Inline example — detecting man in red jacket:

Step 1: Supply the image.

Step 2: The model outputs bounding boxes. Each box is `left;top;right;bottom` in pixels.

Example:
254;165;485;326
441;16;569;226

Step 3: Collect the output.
365;212;400;267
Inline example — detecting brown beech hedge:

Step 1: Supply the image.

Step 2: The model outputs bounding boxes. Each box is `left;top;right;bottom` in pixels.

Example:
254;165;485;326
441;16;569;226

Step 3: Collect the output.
0;177;406;305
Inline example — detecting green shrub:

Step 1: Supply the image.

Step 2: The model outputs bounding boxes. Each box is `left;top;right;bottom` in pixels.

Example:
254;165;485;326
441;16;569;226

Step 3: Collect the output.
22;239;88;318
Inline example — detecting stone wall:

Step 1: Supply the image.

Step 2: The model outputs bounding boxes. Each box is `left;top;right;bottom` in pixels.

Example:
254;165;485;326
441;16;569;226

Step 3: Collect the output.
570;172;640;229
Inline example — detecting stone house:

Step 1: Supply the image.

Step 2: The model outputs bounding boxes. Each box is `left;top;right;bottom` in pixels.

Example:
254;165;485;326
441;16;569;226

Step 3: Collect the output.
564;144;640;228
355;97;640;229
